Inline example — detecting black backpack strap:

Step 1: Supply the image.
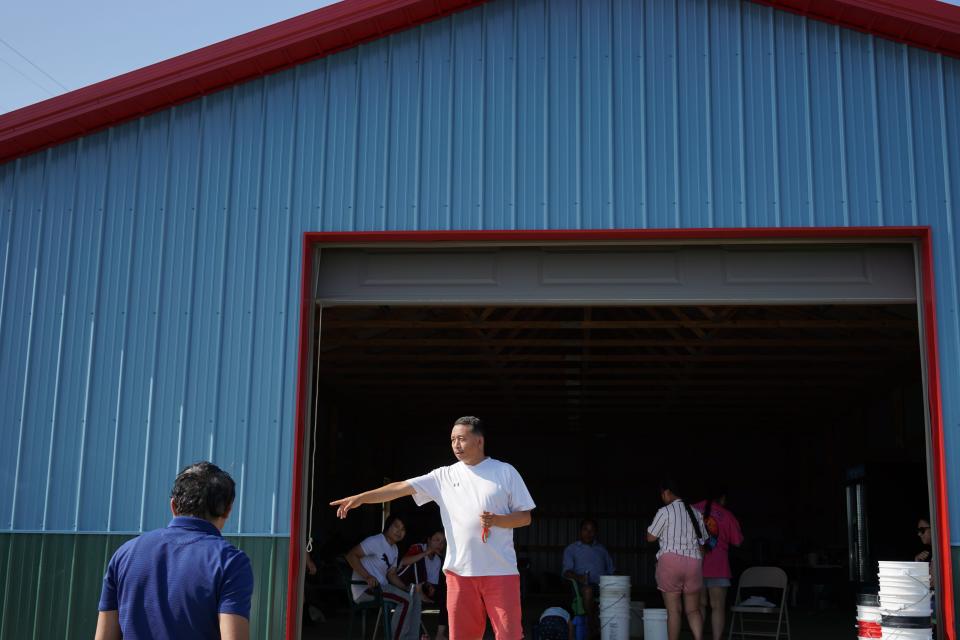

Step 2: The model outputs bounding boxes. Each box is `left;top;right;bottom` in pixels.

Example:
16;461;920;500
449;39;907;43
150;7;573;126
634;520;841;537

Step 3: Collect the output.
681;500;703;541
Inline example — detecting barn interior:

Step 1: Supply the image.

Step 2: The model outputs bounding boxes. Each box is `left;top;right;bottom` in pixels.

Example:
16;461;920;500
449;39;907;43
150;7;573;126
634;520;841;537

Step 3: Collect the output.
301;303;930;639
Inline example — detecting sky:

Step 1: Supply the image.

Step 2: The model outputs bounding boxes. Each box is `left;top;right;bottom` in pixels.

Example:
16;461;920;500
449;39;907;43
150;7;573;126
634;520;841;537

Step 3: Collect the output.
3;0;960;116
0;0;340;115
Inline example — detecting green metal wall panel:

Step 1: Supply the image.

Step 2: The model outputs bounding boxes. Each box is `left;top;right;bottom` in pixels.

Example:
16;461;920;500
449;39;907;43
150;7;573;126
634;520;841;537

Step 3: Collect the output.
0;533;288;640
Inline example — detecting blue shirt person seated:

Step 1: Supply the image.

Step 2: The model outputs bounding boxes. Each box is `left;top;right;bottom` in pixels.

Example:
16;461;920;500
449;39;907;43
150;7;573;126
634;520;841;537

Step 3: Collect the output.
562;518;614;637
95;461;254;640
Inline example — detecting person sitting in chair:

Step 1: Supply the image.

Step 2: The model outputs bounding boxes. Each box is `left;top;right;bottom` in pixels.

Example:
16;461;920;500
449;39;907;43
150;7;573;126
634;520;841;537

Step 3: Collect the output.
562;519;614;638
399;529;448;640
345;514;422;640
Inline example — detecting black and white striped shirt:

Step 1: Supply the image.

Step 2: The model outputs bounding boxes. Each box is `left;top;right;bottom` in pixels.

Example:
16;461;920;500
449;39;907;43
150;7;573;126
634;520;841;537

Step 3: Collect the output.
648;499;705;560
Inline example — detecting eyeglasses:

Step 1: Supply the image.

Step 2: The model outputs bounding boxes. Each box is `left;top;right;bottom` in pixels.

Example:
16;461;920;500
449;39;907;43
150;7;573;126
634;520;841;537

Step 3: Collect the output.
917;527;930;534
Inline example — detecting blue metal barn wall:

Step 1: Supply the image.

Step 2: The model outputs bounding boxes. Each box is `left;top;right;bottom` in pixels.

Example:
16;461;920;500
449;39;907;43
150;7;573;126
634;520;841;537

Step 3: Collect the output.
1;0;959;544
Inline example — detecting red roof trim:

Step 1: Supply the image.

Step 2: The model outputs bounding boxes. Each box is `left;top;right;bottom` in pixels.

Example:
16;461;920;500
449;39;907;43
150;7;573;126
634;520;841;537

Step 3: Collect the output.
1;0;959;164
0;0;488;163
752;1;960;53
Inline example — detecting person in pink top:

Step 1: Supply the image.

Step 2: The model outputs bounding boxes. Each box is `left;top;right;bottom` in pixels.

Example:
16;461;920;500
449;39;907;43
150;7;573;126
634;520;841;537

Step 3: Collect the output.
694;491;744;639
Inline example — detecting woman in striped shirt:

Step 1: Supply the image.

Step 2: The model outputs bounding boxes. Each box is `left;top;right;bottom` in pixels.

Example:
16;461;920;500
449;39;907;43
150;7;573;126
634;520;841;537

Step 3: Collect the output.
646;479;706;640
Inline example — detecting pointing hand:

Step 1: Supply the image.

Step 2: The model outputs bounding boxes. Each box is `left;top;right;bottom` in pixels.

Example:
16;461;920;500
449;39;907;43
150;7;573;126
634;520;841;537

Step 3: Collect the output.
330;495;362;519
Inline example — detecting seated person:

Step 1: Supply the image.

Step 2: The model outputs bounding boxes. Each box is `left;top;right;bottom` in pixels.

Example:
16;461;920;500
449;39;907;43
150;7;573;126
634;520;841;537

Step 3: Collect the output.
915;516;932;562
562;519;614;637
538;606;574;640
346;514;422;640
399;529;448;640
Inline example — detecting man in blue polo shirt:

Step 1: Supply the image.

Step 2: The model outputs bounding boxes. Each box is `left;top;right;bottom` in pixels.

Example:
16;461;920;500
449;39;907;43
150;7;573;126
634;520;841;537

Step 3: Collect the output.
562;518;615;638
95;461;254;640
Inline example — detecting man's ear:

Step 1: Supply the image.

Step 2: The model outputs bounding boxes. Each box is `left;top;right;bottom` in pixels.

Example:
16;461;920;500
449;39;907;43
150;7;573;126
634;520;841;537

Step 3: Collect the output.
170;498;177;517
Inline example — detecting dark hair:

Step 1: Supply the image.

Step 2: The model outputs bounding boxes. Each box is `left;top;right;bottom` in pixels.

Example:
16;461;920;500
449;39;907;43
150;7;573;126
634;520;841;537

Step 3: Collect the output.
383;513;406;534
658;478;683;496
580;518;598;530
170;461;236;519
454;416;484;437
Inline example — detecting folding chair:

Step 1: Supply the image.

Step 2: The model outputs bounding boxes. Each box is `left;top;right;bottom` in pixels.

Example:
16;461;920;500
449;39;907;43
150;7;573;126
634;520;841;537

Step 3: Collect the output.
728;567;791;640
336;557;398;640
410;560;440;637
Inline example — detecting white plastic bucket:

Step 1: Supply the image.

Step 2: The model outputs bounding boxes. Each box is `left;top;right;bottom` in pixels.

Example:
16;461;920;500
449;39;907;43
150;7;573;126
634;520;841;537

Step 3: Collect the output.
881;615;932;640
857;604;882;623
880;576;929;587
881;629;933;640
880;584;931;597
643;608;668;640
856;604;882;639
878;561;930;576
880;573;930;584
879;593;932;616
599;576;630;640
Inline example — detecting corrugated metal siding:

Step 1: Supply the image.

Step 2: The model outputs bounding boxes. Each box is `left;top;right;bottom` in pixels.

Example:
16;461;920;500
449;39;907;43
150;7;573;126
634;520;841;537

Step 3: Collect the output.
0;0;959;539
0;533;287;639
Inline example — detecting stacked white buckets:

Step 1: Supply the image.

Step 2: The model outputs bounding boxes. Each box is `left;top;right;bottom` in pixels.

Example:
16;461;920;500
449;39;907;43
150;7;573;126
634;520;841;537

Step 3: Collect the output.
877;561;933;639
598;575;631;640
855;593;882;639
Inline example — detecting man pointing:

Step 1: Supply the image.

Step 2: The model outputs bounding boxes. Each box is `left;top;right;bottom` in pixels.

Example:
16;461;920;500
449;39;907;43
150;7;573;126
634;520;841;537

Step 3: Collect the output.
332;416;535;640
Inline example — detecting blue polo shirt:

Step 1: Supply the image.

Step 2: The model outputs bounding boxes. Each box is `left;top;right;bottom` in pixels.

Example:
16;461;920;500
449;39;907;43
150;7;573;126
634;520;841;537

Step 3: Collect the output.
98;516;254;639
562;540;615;584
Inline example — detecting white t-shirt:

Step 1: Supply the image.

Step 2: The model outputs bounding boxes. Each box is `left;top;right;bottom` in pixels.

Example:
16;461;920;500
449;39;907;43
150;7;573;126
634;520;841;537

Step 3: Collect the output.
351;533;399;601
407;457;536;577
424;553;442;584
647;499;705;560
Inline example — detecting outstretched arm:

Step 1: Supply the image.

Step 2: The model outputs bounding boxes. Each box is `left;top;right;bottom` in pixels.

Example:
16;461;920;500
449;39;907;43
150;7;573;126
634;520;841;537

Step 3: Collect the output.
330;481;416;519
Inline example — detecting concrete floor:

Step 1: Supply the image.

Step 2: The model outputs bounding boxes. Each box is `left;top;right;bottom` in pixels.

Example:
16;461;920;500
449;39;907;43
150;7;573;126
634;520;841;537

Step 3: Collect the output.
300;592;853;640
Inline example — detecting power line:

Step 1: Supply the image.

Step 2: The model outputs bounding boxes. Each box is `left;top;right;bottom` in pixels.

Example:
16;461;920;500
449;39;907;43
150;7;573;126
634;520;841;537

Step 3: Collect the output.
0;36;69;92
0;54;55;97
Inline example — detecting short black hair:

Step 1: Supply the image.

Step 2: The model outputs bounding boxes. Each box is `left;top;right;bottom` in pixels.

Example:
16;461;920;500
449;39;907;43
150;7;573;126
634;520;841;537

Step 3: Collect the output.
383;513;406;534
170;461;236;519
580;518;598;530
454;416;484;436
658;478;683;497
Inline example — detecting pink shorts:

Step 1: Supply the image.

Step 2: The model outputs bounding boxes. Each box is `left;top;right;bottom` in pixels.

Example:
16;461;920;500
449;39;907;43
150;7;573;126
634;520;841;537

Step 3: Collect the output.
655;553;703;593
445;571;522;640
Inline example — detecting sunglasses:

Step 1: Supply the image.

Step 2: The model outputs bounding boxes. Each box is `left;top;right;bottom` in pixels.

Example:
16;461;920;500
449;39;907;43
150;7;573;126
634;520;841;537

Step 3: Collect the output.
917;527;930;534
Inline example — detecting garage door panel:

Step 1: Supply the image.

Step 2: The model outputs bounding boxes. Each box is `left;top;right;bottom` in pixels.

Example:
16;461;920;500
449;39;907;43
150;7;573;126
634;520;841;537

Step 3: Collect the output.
316;244;916;304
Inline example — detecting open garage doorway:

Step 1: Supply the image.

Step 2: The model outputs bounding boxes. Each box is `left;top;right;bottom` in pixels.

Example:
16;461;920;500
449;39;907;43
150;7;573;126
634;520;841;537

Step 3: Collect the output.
290;234;951;640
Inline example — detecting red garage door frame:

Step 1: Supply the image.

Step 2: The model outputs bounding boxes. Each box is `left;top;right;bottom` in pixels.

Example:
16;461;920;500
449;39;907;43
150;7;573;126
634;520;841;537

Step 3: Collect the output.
286;226;954;640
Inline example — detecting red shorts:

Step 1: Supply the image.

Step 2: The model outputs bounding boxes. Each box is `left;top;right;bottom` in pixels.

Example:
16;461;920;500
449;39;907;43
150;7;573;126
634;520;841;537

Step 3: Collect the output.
445;572;522;640
655;552;703;593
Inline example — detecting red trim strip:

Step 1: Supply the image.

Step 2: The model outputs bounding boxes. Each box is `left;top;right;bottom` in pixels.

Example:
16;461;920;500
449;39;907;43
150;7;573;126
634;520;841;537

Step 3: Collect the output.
286;235;314;638
285;226;954;640
0;0;488;164
919;230;956;638
2;0;959;164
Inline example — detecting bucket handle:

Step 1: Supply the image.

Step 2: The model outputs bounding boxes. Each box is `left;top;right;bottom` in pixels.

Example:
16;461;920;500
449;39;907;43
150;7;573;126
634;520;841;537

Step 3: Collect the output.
598;593;627;614
880;583;931;614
